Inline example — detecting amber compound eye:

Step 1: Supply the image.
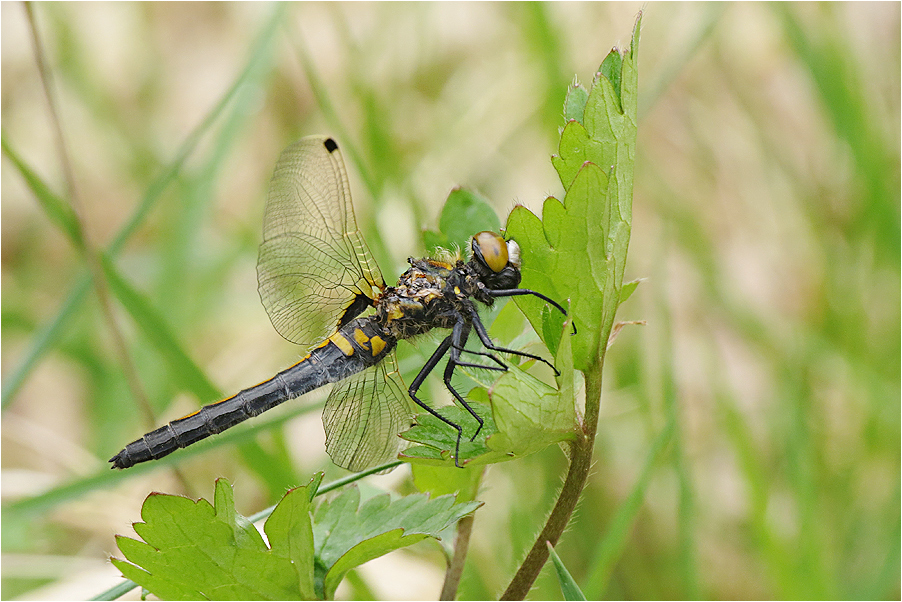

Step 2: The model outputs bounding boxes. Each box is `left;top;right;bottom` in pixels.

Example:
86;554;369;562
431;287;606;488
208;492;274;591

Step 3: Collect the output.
472;231;509;273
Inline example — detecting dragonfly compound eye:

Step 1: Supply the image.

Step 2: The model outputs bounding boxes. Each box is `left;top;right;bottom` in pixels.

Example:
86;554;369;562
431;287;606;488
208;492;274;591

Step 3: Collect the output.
472;231;509;273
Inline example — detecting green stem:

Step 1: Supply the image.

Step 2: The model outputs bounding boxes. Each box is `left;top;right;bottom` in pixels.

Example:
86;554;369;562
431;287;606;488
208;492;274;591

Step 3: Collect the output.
440;513;475;600
501;363;603;600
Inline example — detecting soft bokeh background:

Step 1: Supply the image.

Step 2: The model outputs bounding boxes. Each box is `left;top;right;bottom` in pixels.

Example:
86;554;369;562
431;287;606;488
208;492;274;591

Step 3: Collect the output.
2;3;898;600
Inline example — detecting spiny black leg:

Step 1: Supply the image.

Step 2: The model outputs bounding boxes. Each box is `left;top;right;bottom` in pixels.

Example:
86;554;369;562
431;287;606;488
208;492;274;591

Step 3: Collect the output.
465;303;561;377
408;334;466;468
454;346;507;371
486;287;576;334
443;318;487;442
486;288;568;316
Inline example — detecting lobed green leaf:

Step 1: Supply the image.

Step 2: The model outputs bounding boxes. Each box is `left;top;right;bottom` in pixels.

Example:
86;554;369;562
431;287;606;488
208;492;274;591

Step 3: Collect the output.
114;480;302;601
313;485;481;598
508;16;639;373
113;474;476;600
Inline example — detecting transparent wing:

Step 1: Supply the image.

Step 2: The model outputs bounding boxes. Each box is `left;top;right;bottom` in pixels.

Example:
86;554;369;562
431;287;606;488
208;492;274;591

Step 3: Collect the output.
258;136;384;348
323;353;414;472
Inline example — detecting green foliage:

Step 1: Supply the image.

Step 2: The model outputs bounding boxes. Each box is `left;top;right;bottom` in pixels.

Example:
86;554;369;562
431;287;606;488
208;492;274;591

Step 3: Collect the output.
410;462;482;502
112;478;309;601
0;133;83;249
401;15;640;487
423;187;501;256
112;476;480;601
313;486;480;599
401;359;577;468
547;542;587;601
484;321;577;456
508;16;639;372
406;171;587;470
401;403;498;465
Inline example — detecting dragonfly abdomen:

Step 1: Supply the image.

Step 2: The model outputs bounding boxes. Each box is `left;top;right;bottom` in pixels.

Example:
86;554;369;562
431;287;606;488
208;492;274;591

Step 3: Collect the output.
110;317;396;469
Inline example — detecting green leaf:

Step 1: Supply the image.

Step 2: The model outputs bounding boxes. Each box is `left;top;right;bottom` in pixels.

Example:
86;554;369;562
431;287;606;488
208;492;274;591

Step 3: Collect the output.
411;462;482;502
115;472;484;602
488;299;529;345
111;554;203;601
324;530;427;600
439;187;501;250
113;478;304;601
401;361;577;468
424;188;499;256
313;486;481;599
508;16;639;373
563;80;589;124
264;474;323;600
551;120;607;191
422;228;451;256
547;541;587;601
1;132;84;249
620;278;642;304
484;359;576;457
400;402;501;467
598;49;623;111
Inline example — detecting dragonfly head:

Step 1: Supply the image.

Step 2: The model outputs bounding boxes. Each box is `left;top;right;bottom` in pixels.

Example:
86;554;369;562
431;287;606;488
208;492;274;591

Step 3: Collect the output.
469;231;522;290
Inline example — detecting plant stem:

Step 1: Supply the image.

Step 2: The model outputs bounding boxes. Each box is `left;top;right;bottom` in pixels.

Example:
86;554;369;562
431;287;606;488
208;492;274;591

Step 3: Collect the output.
501;364;603;600
440;513;475;600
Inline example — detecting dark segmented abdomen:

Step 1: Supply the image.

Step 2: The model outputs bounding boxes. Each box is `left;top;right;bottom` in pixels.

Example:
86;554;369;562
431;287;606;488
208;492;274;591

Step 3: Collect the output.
109;317;395;469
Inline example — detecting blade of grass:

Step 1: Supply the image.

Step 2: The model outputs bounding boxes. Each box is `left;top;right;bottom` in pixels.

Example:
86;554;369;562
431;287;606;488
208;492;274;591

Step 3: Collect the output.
99;256;220;402
6;397;326;520
777;4;900;265
582;407;675;599
1;3;286;410
287;13;393;273
516;3;568;137
638;3;725;118
546;541;587;601
0;132;82;247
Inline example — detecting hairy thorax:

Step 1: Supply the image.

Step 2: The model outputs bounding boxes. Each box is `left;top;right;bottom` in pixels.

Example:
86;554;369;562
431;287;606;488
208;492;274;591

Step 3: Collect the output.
377;258;478;340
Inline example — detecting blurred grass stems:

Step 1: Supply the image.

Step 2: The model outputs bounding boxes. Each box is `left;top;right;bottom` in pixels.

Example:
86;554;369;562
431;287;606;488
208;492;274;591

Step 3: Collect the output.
19;8;291;497
2;4;286;518
23;1;152;426
2;5;287;410
7;398;326;521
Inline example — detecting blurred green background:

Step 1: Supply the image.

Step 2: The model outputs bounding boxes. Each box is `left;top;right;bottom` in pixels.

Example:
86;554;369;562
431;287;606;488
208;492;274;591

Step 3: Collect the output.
2;3;898;600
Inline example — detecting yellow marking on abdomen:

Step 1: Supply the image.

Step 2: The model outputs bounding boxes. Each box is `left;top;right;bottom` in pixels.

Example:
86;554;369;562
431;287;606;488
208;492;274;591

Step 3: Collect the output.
329;332;355;356
370;335;386;356
353;328;370;347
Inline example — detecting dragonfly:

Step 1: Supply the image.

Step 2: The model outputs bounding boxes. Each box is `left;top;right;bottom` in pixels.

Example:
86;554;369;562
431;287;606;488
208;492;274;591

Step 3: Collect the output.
110;136;568;471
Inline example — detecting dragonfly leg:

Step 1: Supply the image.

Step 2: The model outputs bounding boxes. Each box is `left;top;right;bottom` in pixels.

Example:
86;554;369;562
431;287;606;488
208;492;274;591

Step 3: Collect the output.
442;318;488;442
454;346;507;371
485;287;576;335
408;335;466;468
447;302;506;372
465;303;561;376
